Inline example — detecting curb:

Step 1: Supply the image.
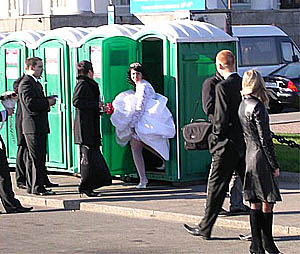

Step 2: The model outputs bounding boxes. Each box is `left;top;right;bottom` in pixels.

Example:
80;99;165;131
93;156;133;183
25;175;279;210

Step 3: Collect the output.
269;120;300;125
16;194;300;236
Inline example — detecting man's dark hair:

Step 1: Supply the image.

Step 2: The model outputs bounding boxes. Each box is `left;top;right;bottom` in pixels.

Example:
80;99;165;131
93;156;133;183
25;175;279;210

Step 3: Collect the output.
25;57;42;69
77;60;93;76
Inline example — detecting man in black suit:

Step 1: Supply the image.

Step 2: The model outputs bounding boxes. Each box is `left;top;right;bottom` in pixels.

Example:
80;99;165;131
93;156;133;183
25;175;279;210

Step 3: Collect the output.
202;71;250;216
18;57;57;195
0;108;32;213
184;50;246;239
13;76;27;189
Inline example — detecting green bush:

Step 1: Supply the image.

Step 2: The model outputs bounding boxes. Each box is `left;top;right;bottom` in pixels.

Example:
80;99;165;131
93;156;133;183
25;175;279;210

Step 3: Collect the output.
273;133;300;173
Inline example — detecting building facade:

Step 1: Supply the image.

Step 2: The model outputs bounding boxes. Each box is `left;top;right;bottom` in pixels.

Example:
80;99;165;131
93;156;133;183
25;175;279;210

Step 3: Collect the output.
0;1;299;45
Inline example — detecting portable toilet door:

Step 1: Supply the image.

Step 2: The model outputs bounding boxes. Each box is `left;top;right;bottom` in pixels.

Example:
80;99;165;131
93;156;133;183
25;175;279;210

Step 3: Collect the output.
33;27;89;173
134;20;237;183
0;31;44;166
77;24;141;177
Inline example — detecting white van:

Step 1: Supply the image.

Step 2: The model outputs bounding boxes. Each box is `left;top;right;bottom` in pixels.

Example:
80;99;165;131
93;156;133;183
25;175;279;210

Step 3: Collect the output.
232;25;300;76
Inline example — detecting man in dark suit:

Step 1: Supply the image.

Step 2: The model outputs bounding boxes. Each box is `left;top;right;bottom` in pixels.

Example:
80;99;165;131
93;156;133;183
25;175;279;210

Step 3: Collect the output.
202;71;250;216
18;57;57;195
13;76;27;189
0;108;32;213
184;50;246;239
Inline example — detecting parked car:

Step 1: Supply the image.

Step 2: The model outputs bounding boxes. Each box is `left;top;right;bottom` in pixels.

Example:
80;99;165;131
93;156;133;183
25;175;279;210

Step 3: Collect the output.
263;62;300;113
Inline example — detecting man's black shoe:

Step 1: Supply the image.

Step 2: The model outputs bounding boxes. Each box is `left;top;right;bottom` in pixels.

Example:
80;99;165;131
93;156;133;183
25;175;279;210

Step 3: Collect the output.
44;182;59;188
6;206;33;213
17;183;27;189
16;206;33;212
33;189;56;196
228;205;250;216
239;233;252;241
183;224;211;240
218;208;229;216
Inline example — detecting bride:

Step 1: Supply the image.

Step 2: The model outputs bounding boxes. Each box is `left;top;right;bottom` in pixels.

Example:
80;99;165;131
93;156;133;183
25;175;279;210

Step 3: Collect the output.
110;63;175;189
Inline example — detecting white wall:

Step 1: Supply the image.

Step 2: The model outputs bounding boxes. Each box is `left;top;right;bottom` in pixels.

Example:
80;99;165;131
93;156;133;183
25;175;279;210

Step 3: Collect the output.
65;0;91;13
0;0;10;18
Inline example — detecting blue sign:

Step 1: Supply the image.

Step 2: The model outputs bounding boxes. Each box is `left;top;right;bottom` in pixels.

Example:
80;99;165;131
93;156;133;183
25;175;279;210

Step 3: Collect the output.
130;0;205;14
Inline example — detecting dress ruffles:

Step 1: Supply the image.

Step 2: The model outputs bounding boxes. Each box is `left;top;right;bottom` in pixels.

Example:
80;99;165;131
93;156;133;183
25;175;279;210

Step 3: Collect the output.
110;80;175;160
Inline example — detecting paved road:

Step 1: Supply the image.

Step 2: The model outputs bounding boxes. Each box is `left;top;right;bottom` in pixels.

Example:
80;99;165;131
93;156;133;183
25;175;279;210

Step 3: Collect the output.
1;206;299;254
269;112;300;124
269;111;300;133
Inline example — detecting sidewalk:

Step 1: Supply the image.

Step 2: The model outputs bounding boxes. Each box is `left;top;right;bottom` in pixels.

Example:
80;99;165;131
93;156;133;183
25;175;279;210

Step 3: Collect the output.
9;172;300;237
269;111;300;134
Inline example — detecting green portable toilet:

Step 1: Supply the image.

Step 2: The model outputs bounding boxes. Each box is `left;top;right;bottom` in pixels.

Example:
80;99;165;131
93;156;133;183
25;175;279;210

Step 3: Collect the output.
0;30;45;165
33;27;89;173
75;24;142;176
128;20;238;183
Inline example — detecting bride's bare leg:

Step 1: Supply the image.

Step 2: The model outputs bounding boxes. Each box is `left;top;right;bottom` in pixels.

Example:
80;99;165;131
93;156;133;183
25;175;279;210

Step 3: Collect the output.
130;138;148;184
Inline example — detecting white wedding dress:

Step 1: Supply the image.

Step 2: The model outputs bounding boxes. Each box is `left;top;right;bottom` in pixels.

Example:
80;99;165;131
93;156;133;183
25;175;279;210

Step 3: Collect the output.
110;80;175;161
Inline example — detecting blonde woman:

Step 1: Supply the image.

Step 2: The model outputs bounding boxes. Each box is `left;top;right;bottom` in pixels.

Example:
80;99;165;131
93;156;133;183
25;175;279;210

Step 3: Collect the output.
238;70;282;254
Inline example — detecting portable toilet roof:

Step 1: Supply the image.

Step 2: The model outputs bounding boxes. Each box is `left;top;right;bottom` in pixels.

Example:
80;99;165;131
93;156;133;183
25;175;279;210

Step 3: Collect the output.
232;25;288;37
77;24;142;47
134;20;236;43
0;33;9;40
94;24;143;37
0;30;45;48
74;27;97;33
35;27;90;48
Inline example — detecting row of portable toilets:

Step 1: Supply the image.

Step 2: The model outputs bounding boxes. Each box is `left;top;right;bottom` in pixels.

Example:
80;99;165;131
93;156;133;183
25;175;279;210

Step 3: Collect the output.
0;20;237;184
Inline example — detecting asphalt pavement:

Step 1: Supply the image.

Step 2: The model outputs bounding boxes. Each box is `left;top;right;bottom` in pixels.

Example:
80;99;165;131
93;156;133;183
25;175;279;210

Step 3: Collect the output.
6;171;300;238
269;111;300;134
2;207;299;254
269;111;300;125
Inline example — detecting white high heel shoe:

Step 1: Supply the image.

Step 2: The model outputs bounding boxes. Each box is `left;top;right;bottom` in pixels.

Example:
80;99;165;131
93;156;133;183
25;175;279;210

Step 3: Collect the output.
136;181;148;189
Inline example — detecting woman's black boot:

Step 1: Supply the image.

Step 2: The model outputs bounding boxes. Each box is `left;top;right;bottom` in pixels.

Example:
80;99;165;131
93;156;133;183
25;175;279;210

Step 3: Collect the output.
249;209;265;254
261;212;282;254
79;187;100;197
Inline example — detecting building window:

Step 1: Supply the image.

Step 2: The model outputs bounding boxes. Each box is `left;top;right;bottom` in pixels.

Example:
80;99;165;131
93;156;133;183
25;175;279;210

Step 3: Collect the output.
280;0;300;8
114;0;130;5
231;0;251;3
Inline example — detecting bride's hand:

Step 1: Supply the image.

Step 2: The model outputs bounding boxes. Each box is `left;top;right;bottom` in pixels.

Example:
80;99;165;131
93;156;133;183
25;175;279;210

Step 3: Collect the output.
273;168;280;178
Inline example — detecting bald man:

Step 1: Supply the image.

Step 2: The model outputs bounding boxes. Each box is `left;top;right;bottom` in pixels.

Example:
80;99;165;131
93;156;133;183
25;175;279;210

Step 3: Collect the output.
184;50;246;239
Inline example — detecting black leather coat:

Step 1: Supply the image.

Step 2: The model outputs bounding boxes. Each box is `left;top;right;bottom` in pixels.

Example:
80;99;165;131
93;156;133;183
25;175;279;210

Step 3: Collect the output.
238;95;281;203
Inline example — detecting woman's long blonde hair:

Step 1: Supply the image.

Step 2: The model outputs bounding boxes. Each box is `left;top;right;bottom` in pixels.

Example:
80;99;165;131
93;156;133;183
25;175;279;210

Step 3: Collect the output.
241;69;269;107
